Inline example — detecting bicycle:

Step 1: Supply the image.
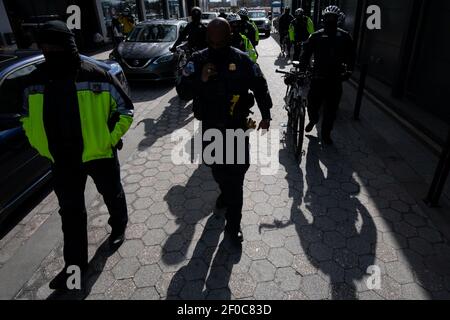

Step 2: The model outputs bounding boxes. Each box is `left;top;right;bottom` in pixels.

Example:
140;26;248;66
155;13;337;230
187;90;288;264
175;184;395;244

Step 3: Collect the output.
276;62;311;162
174;44;195;83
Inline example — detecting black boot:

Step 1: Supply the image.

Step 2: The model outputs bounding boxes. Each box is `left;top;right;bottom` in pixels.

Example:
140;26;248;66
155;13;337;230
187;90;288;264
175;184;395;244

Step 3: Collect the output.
305;122;316;133
225;224;244;245
109;226;126;249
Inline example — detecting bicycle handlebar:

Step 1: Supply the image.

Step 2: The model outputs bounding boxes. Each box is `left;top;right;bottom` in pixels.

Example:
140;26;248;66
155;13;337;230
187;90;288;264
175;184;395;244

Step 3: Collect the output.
276;69;311;78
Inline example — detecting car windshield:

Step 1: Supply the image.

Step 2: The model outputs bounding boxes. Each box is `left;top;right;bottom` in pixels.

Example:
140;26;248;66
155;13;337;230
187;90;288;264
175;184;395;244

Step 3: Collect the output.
202;13;216;20
127;24;177;42
249;12;266;18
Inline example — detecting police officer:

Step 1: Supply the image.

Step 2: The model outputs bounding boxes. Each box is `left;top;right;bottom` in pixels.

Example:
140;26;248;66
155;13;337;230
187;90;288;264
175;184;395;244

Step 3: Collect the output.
278;7;294;55
21;21;134;290
300;6;355;145
237;8;259;48
288;8;314;61
218;7;228;19
176;18;272;244
227;13;257;63
170;7;207;52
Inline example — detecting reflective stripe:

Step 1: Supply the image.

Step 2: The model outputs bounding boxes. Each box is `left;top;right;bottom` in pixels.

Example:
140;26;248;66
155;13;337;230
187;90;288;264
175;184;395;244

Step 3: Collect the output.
75;81;110;92
110;85;134;117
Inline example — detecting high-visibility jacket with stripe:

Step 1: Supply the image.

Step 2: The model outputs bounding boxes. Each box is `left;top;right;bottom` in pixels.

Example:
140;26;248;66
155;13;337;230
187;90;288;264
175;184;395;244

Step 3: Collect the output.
289;16;315;42
20;61;134;163
250;20;260;43
240;33;258;63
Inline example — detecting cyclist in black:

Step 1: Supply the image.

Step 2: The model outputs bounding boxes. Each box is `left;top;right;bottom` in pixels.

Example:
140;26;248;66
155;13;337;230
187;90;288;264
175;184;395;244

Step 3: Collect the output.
289;8;314;61
170;7;207;52
278;7;294;56
300;5;355;145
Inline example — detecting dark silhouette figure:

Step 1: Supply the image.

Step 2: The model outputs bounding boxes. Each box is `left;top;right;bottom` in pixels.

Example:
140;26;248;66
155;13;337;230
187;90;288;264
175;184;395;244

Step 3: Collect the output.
166;214;242;299
261;136;376;299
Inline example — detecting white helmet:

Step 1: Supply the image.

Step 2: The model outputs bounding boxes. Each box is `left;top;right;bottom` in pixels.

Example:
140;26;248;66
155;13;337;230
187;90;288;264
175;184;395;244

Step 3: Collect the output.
237;8;249;17
227;13;241;22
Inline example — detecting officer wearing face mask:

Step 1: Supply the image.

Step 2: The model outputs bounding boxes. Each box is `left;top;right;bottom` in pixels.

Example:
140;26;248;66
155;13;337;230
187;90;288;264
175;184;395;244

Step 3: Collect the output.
20;21;134;291
300;6;355;145
176;18;272;245
170;7;207;52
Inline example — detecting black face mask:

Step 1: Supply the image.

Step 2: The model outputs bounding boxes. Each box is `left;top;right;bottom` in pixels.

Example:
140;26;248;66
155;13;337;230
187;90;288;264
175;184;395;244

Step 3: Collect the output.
43;37;80;75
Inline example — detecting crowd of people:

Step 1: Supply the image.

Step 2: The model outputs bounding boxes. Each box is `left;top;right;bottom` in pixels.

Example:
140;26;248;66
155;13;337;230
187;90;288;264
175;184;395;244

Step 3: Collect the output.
19;5;355;291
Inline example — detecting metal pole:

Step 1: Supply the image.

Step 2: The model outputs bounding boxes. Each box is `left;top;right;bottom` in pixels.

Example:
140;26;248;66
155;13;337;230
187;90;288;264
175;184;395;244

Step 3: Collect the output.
353;62;368;120
425;130;450;207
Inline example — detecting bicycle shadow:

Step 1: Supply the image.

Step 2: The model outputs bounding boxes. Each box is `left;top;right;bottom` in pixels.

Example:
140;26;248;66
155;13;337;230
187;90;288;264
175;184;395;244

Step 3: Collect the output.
260;136;377;299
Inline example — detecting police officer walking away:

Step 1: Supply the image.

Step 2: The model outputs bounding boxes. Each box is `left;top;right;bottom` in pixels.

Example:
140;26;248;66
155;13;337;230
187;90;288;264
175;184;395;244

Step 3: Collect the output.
301;6;354;145
21;21;134;290
170;7;207;52
278;7;294;56
289;8;314;61
176;18;272;244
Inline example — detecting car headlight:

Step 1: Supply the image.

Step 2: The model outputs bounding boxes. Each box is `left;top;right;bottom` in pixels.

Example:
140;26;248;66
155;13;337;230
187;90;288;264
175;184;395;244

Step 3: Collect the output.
153;53;174;64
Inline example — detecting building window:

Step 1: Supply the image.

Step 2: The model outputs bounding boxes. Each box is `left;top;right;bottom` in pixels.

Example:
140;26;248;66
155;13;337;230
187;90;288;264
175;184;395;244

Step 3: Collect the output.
144;0;164;19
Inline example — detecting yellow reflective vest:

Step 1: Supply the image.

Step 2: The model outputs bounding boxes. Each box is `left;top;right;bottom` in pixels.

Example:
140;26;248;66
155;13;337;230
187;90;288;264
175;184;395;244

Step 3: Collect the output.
20;62;133;163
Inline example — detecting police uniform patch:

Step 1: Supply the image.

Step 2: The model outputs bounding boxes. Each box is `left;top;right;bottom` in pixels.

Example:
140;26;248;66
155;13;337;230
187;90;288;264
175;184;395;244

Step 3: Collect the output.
182;61;195;77
229;63;236;71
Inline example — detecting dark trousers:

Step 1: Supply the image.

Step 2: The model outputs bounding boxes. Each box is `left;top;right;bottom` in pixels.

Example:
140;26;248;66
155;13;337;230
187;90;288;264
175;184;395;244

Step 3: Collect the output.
52;154;128;270
204;128;250;232
292;42;302;62
307;78;343;138
211;163;249;232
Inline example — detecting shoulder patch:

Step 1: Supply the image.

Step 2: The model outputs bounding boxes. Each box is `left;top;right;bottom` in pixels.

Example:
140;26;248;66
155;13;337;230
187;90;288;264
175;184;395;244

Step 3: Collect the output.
182;61;195;76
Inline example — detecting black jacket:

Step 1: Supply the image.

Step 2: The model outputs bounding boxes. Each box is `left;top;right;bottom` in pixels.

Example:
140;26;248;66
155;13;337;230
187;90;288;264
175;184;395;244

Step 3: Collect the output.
173;22;207;50
278;13;294;33
240;20;258;47
176;47;272;129
300;28;355;79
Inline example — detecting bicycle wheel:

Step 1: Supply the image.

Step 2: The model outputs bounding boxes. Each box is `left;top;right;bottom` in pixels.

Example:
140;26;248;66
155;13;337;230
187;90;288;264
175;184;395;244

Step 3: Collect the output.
291;106;299;157
295;104;306;162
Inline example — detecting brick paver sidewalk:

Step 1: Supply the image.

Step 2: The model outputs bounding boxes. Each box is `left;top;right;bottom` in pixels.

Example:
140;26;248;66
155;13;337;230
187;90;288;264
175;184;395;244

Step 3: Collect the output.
11;37;450;300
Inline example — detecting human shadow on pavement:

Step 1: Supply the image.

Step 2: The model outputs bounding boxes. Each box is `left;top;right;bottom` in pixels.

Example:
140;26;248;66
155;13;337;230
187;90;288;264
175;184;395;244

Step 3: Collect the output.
137;95;194;151
166;213;242;299
162;165;220;266
302;135;377;299
260;136;377;299
46;240;118;300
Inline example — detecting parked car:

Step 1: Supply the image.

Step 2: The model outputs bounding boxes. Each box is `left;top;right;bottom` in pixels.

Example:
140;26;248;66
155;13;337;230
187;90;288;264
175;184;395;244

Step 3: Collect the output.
0;50;129;223
201;12;219;25
249;10;272;37
109;20;188;81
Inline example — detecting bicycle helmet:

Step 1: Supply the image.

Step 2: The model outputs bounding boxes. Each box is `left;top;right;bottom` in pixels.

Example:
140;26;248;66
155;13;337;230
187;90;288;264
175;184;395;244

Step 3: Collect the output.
295;8;304;17
219;8;225;14
322;5;341;16
237;8;249;17
227;13;241;22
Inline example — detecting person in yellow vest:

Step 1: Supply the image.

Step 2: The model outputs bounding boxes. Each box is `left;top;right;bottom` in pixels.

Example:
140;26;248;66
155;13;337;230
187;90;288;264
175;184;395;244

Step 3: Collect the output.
227;13;257;63
21;21;134;291
118;8;135;36
289;8;314;61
